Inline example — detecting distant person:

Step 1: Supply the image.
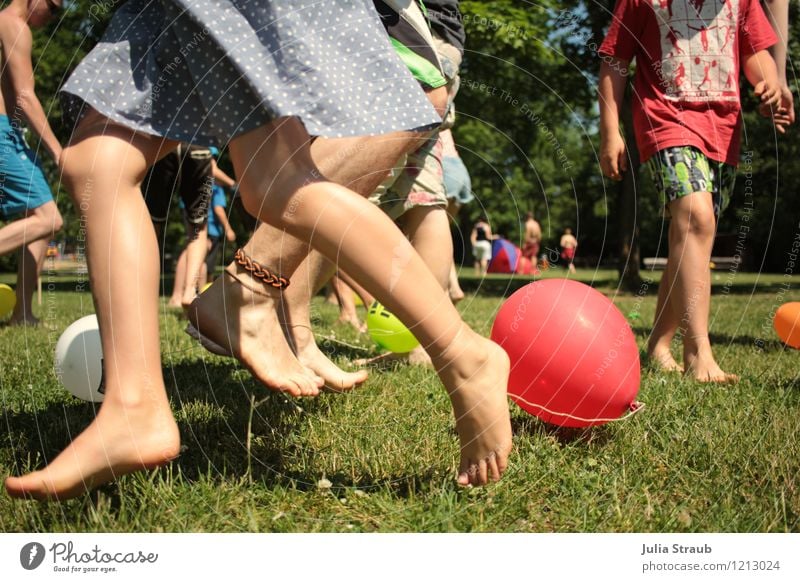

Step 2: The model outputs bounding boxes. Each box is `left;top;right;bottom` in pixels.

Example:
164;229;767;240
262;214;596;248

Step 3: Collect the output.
470;216;493;276
204;148;237;281
0;0;63;325
560;228;577;274
441;128;472;303
522;211;542;272
141;143;213;310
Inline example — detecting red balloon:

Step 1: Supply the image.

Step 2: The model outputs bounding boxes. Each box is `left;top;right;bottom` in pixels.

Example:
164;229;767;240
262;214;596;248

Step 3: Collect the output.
491;279;640;427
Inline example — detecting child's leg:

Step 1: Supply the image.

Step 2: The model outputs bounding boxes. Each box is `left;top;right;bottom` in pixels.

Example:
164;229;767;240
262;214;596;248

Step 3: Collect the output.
190;131;420;391
647;260;683;372
666;192;737;382
5;114;182;500
168;248;188;307
9;237;49;325
0;200;62;256
230;118;511;485
180;222;208;308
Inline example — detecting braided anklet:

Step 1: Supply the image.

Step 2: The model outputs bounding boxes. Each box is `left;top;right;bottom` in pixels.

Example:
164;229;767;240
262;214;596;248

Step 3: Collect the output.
224;248;290;296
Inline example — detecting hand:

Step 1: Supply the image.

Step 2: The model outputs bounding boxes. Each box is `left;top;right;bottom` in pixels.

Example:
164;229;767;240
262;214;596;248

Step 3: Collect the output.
225;228;236;243
754;79;781;110
600;131;627;181
759;84;795;134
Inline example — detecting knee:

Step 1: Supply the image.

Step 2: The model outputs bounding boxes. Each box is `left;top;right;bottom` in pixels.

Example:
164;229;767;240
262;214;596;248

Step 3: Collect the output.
32;201;63;234
671;197;716;240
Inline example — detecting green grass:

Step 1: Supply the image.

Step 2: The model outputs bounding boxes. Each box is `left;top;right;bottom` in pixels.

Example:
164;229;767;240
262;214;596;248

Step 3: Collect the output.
1;269;799;532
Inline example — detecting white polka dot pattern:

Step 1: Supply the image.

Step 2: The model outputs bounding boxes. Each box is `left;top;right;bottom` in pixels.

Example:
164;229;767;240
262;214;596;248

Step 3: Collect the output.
61;0;440;145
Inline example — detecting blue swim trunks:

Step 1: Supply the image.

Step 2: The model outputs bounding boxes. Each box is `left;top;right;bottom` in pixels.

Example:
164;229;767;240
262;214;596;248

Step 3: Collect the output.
0;115;54;219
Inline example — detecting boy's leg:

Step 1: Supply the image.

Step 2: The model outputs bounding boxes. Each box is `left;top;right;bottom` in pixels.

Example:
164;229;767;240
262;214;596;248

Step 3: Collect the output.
228;117;511;485
648;259;683;372
9;237;49;325
667;191;736;382
5;113;183;500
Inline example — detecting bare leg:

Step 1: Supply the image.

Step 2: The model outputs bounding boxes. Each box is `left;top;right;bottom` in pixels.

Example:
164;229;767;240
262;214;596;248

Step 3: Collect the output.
0;200;62;256
5;114;182;500
230;118;511;485
647;261;683;372
190;131;421;391
337;269;374;307
167;248;188;308
667;192;737;383
331;275;365;332
9;237;49;325
180;223;208;308
448;263;465;303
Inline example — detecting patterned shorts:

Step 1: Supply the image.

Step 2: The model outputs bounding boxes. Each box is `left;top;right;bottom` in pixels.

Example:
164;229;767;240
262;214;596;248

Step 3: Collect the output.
647;146;736;220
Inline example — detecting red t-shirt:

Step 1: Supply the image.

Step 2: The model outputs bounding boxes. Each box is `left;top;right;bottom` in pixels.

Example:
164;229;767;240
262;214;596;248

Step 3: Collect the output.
599;0;776;166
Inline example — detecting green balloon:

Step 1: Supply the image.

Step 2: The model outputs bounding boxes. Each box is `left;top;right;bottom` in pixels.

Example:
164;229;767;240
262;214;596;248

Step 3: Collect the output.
366;301;420;353
0;284;16;319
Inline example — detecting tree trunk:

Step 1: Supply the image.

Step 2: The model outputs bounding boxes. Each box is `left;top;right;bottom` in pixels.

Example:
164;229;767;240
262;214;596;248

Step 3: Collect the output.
618;84;642;291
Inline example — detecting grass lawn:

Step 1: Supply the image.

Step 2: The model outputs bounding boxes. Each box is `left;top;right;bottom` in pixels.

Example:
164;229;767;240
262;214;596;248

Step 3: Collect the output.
1;268;798;532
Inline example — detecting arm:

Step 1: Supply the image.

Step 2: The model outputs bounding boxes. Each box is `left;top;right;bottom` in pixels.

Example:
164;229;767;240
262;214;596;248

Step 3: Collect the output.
743;49;786;129
762;0;795;129
764;0;789;85
1;23;62;163
213;204;236;242
211;159;237;189
469;228;477;246
598;58;629;181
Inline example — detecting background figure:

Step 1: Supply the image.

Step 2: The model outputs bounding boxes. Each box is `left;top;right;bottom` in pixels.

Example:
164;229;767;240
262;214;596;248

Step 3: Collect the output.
470;216;493;276
560;227;577;274
522;211;542;273
0;0;64;325
441;128;472;303
142;143;213;309
204;148;237;282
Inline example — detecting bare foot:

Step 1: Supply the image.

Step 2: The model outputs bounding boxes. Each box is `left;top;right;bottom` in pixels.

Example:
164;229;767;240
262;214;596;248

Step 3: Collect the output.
5;395;180;500
291;324;368;392
647;346;684;373
434;329;513;486
683;352;739;384
187;272;323;397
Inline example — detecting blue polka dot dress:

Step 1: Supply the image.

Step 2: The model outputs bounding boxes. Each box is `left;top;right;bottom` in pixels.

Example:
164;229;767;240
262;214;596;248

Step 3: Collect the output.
61;0;441;145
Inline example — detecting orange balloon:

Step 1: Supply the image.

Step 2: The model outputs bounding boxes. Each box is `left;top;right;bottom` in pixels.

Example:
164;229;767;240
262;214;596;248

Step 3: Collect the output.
774;302;800;349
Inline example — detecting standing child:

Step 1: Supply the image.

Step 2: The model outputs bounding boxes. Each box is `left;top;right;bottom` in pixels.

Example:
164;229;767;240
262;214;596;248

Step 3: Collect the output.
598;0;789;381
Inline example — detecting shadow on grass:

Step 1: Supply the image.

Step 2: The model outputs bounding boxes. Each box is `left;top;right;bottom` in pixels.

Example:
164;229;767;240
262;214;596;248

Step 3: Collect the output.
1;360;431;499
510;414;617;447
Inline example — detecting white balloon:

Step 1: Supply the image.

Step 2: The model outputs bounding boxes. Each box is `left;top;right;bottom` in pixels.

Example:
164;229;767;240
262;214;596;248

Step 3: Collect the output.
54;315;105;403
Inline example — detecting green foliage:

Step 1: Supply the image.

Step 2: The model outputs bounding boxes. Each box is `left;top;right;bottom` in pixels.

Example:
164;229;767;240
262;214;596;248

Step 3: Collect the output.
2;0;798;275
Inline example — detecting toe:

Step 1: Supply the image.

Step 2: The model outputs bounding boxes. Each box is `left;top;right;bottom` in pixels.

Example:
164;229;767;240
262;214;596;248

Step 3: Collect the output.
486;452;500;482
